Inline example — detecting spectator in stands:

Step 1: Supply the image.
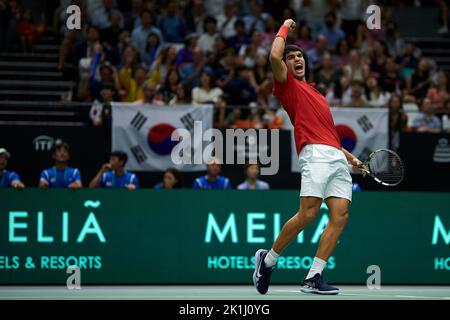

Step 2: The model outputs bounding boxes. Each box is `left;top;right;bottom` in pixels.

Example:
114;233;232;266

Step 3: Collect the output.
294;24;314;52
384;20;404;57
227;19;250;53
388;94;408;151
39;141;82;190
123;0;144;31
332;38;350;69
176;32;199;67
91;0;121;30
134;82;164;105
343;80;367;108
395;41;419;79
88;62;121;101
169;82;192;105
89;151;139;190
217;0;238;39
117;30;132;58
306;35;327;71
427;70;450;111
154;168;182;189
193;157;231;189
313;52;341;96
90;83;115;157
404;58;432;103
412;97;442;133
184;0;206;35
160;68;181;102
436;0;449;34
207;35;228;70
223;64;257;106
197;16;218;53
148;46;177;84
140;32;162;67
192;70;223;104
257;70;279;112
213;94;228;128
332;75;352;106
0;148;24;188
237;163;269;190
179;47;211;88
259;15;277;51
369;40;390;78
0;0;21;51
380;57;402;94
253;49;269;86
73;26;103;95
318;12;345;51
340;0;365;43
119;64;152;102
100;10;124;49
342;49;369;82
238;30;264;68
157;0;186;43
243;0;270;34
131;9;163;54
301;0;332;37
16;8;38;53
365;76;391;108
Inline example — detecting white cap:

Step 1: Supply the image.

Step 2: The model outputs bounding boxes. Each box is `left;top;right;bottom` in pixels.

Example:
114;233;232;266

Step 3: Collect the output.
0;148;11;158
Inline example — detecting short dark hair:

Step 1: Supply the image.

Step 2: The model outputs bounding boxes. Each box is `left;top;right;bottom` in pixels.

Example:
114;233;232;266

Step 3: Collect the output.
234;19;245;29
244;162;259;172
283;45;309;79
204;16;217;29
110;150;128;167
140;9;153;17
164;168;182;188
325;11;336;20
51;140;70;155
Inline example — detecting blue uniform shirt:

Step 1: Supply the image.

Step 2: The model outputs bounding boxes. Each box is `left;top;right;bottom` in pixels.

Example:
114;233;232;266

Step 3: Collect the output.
0;170;21;188
100;171;139;188
40;167;81;188
193;176;232;190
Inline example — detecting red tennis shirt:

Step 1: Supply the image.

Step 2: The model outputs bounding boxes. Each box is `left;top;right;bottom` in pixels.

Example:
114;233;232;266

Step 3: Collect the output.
273;72;341;154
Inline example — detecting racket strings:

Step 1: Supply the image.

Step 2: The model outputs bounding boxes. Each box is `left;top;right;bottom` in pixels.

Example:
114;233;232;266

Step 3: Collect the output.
368;151;404;185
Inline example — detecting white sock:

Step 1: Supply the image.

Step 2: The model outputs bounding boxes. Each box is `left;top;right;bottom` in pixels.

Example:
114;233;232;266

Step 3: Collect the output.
306;257;327;279
263;249;279;267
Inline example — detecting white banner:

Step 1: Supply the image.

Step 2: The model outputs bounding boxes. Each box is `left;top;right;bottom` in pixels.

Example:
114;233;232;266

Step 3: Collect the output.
112;103;213;171
291;108;389;172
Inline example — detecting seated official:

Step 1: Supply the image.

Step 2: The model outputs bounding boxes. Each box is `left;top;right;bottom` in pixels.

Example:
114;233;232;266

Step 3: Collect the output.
0;148;25;189
193;157;232;190
39;141;82;190
89;151;139;190
237;163;270;190
154;168;182;189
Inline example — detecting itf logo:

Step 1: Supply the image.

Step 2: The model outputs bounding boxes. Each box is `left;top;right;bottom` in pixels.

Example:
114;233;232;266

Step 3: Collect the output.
33;135;55;151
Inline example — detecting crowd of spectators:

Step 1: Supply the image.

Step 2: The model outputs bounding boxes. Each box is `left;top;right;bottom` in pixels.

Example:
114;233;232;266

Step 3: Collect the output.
49;0;450;135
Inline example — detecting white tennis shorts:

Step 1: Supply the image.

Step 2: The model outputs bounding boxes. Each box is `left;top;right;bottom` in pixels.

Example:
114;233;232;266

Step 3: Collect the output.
298;144;353;202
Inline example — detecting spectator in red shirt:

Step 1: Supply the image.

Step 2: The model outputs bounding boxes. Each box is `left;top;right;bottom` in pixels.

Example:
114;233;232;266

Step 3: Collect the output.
17;8;38;52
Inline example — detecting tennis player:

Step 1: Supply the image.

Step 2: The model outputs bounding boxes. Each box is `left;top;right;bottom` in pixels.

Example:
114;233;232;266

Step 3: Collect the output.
253;19;363;295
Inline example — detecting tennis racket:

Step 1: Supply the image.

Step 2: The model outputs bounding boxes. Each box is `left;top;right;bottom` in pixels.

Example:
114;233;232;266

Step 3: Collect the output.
358;149;405;187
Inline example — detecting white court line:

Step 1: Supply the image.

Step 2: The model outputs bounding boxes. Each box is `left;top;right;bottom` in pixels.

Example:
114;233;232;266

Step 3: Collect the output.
274;290;450;300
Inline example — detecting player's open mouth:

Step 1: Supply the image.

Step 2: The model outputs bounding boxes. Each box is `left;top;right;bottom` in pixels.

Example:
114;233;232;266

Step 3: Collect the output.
294;63;303;72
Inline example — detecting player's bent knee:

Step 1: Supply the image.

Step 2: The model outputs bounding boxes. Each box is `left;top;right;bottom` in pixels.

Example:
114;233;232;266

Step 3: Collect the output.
333;210;349;227
298;208;319;223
